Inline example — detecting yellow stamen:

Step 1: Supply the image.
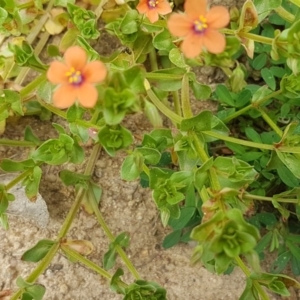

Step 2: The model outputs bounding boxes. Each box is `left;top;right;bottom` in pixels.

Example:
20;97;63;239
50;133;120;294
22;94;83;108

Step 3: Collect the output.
65;67;83;85
148;0;158;8
194;15;208;32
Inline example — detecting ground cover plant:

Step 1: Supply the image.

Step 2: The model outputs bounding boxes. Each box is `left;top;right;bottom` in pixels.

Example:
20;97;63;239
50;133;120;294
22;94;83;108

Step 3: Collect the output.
1;0;300;299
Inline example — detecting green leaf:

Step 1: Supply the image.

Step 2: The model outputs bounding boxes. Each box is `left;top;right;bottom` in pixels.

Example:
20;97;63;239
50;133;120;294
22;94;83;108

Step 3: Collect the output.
103;246;117;270
215;85;235;106
261;68;276;90
110;268;126;294
169;48;187;68
162;229;181;249
168;207;195;231
271;251;292;273
152;29;174;51
98;124;133;156
240;278;260;300
121;154;143;181
181;110;213;131
276;150;300;179
21;240;56;262
137;147;161;165
120;10;138;34
191;80;211;100
59;170;91;187
24;127;40;145
0;213;8;230
252;53;268;70
23;166;42;201
277;165;299;187
24;285;46;300
245;127;262;143
0;8;8;25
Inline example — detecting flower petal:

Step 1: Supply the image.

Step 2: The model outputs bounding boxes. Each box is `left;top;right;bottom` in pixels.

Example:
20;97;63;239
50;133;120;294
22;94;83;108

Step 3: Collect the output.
52;85;77;109
77;84;98;108
146;9;159;23
64;46;87;70
83;61;107;83
181;33;203;58
206;6;230;29
47;61;69;84
157;0;172;15
184;0;207;19
203;29;226;53
168;13;192;37
137;0;149;14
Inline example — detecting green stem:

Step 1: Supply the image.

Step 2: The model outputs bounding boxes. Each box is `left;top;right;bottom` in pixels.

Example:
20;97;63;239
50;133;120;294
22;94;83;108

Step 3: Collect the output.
235;256;270;300
149;48;158;71
274;6;295;23
10;144;101;299
10;243;60;300
89;192;141;280
243;193;298;204
191;132;221;193
202;131;274;150
58;144;101;238
60;245;126;285
0;139;37;147
19;74;46;98
181;74;193;118
172;91;182;118
5;166;41;191
289;0;300;7
38;100;100;130
143;163;150;177
257;107;283;137
144;79;183;124
223;89;282;123
238;32;273;45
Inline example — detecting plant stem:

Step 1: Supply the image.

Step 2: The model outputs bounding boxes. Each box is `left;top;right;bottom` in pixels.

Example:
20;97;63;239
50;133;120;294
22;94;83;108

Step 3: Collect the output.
38;100;100;130
58;144;101;238
19;74;46;98
274;6;295;23
88;192;141;280
257;107;283;137
181;74;193;118
243;193;298;204
10;243;60;300
202;131;274;150
144;79;183;124
5;166;41;191
223;89;282;123
149;48;158;71
235;256;270;300
191;132;223;210
60;245;126;284
172;91;182;118
0;130;28;143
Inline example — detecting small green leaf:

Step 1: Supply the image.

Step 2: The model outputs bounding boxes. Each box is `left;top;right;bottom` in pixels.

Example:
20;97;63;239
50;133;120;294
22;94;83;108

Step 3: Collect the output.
261;68;276;90
121;154;143;181
162;229;181;249
181;110;213;131
59;170;91;187
169;48;187;68
21;240;56;262
252;52;267;70
215;85;235;106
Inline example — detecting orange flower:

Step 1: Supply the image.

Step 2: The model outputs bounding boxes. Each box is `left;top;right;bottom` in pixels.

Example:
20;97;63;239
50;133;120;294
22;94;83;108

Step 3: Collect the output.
167;0;230;58
47;46;107;109
137;0;172;23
